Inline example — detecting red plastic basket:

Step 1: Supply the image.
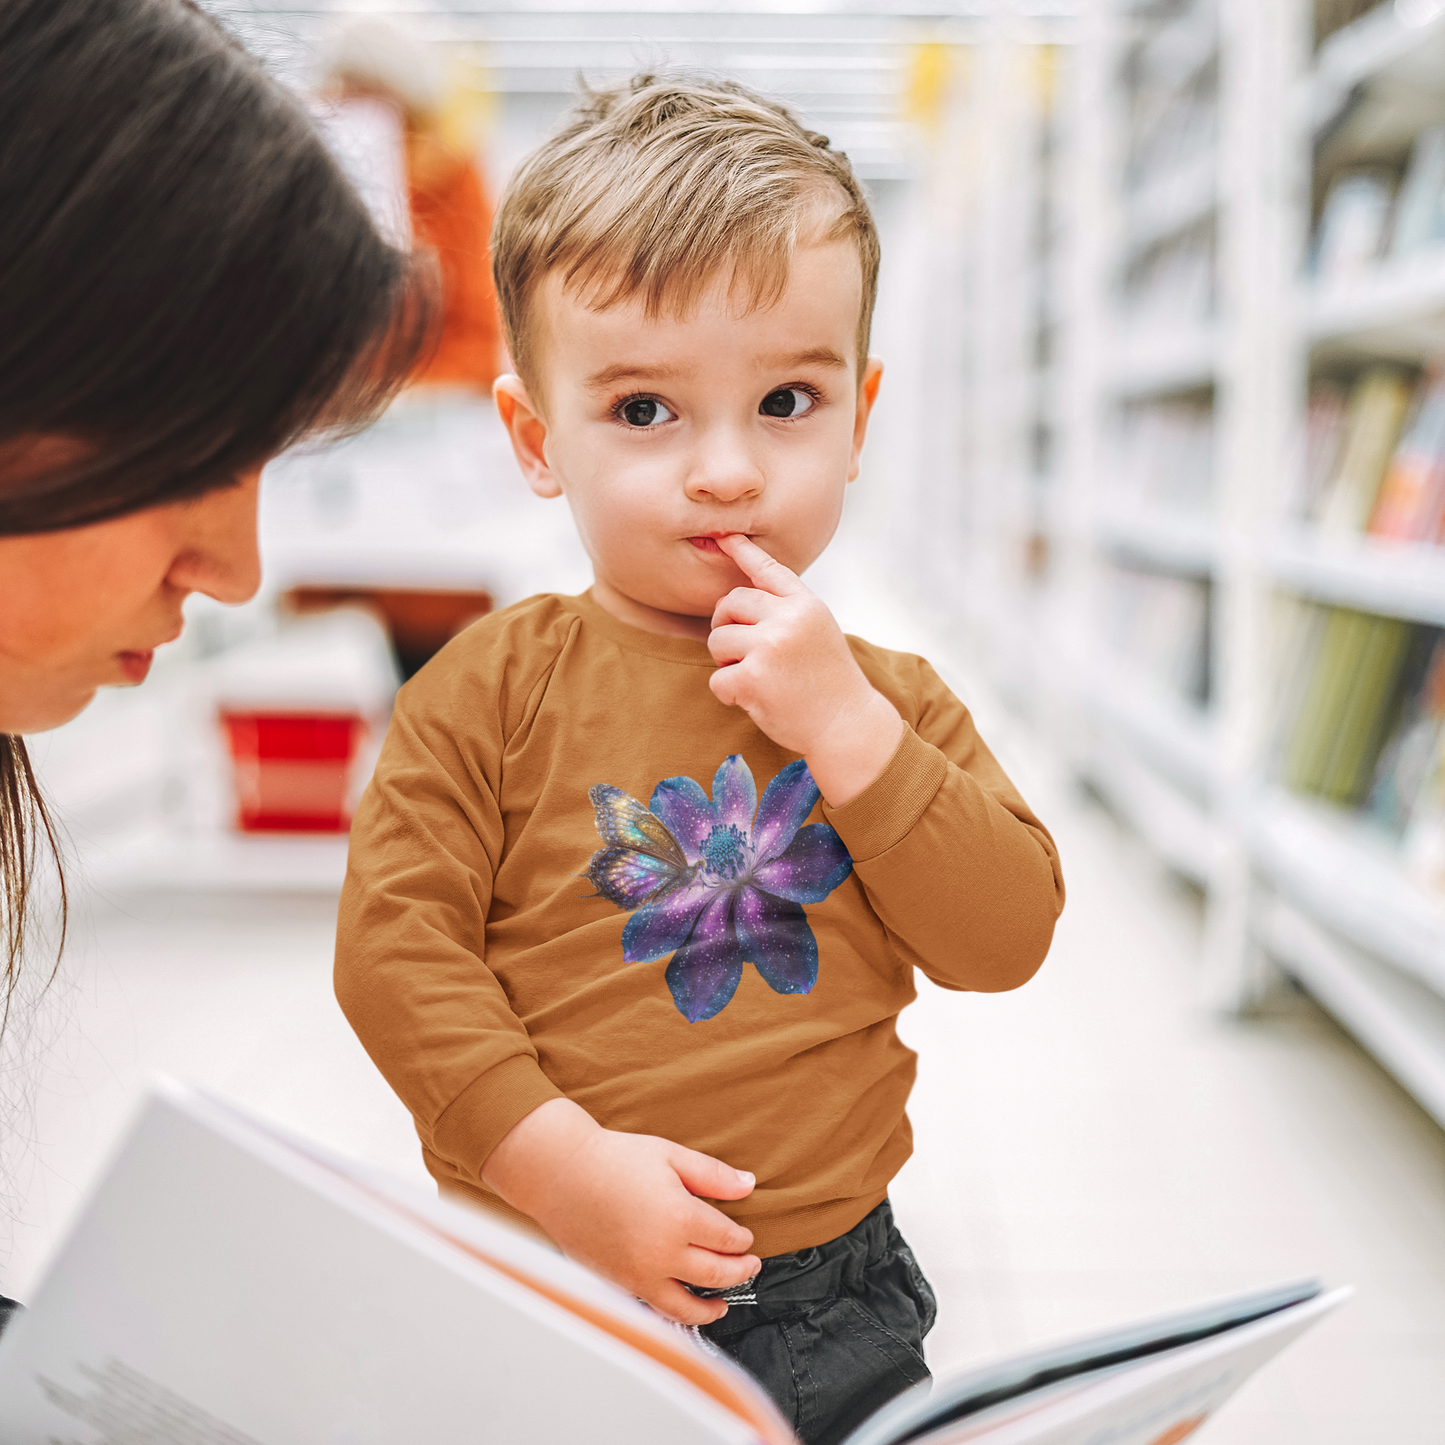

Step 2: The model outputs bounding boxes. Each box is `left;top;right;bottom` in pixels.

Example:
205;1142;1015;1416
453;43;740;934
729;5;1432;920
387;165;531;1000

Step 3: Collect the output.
220;711;366;833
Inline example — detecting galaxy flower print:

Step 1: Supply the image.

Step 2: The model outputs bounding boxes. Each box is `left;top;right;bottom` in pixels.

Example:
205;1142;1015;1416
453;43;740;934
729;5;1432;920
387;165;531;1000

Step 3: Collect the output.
586;755;853;1022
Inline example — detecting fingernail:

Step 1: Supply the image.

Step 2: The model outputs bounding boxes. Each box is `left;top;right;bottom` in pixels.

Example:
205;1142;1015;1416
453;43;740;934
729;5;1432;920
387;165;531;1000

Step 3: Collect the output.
736;1170;754;1188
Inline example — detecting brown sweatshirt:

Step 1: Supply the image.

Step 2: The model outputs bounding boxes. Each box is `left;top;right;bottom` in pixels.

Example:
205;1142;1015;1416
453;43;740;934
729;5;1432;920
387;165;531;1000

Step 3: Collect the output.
335;590;1065;1257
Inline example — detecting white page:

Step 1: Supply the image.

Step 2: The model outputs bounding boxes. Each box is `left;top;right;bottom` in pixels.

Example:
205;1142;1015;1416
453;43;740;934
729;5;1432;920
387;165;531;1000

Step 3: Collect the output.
0;1081;778;1444
863;1290;1348;1445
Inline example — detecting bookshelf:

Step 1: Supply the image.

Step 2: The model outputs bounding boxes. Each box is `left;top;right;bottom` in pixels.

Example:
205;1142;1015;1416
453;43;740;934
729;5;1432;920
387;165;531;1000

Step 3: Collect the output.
925;0;1445;1130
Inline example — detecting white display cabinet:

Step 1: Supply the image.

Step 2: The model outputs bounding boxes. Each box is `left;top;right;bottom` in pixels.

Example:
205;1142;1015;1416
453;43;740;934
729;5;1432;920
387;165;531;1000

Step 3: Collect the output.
940;0;1445;1129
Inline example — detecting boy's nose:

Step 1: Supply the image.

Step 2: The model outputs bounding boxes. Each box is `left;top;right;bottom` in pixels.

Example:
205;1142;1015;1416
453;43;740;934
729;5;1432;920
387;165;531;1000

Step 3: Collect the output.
684;434;764;504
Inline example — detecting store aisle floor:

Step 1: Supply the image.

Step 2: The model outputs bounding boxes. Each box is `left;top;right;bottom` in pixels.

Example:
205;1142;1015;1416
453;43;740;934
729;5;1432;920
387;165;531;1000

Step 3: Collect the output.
5;587;1444;1442
891;784;1445;1444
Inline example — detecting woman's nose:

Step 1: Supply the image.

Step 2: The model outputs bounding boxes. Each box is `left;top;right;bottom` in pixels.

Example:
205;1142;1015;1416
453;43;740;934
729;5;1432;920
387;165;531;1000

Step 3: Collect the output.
165;468;264;604
684;431;765;504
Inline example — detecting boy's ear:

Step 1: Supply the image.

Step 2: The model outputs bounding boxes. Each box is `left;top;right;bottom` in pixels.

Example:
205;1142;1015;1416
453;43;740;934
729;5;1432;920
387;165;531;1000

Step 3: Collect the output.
493;374;562;499
847;358;884;483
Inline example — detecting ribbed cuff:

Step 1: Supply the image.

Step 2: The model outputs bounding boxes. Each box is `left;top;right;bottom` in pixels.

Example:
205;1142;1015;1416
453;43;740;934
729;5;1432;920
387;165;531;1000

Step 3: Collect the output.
821;725;949;862
430;1054;566;1182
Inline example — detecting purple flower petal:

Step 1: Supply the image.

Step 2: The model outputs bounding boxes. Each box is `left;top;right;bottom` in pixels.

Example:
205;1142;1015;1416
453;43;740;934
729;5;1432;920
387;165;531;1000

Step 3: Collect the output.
752;824;853;904
735;886;818;996
665;891;744;1021
750;759;820;862
622;877;712;962
712;755;758;832
649;775;717;862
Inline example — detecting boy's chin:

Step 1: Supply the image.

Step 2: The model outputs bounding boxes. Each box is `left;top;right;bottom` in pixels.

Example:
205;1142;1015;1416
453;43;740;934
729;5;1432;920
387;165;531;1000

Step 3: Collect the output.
611;578;730;625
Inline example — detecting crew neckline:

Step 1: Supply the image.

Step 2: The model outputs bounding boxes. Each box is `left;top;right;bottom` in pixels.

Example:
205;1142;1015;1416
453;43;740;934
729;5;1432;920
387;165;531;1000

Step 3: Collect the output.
565;589;716;667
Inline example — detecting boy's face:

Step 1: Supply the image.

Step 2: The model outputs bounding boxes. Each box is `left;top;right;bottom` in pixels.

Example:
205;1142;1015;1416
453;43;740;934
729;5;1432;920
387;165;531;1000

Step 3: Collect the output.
495;238;882;633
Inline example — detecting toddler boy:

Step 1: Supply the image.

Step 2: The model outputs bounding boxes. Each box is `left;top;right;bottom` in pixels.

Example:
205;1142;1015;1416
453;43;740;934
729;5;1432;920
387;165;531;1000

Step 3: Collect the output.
335;75;1065;1445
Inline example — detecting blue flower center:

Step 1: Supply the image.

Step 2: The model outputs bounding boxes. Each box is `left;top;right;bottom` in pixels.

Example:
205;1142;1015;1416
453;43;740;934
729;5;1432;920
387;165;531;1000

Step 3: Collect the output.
701;823;750;881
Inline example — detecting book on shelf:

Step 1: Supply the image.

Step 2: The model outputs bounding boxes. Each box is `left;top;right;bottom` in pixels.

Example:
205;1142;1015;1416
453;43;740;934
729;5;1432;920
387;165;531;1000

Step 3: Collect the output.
1367;362;1445;543
1268;595;1329;769
1314;366;1414;535
1367;633;1445;890
1311;168;1395;281
1282;605;1413;806
0;1082;1349;1445
1293;381;1349;521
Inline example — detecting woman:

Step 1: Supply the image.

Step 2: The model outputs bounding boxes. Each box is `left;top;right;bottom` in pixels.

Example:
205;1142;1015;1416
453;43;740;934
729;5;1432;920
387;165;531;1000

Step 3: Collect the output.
0;0;435;1325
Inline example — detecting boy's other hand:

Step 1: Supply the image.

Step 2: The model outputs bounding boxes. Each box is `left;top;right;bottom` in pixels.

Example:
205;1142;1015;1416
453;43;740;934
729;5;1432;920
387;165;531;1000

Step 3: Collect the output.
480;1097;761;1326
709;533;904;809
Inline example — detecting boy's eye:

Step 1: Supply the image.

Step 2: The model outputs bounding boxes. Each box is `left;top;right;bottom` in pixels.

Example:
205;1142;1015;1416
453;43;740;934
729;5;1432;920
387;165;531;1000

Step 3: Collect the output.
620;397;674;428
760;388;816;419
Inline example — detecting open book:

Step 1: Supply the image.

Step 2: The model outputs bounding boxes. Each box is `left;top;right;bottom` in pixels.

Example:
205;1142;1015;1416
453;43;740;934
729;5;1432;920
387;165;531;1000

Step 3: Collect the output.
0;1082;1347;1444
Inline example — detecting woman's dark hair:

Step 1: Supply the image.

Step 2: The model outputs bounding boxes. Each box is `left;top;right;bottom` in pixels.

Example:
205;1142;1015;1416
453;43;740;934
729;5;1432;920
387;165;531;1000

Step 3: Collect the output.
0;0;438;1016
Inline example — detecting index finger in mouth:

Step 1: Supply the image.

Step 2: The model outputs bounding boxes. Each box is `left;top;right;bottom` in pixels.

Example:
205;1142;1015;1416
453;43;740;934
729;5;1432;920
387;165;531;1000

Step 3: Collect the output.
714;533;803;596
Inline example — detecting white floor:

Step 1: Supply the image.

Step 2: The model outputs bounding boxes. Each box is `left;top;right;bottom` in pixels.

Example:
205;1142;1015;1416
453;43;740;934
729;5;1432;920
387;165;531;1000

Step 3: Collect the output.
5;661;1444;1441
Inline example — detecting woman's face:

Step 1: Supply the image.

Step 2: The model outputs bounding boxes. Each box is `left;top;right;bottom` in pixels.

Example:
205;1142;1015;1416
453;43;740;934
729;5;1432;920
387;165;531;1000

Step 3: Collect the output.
0;469;263;734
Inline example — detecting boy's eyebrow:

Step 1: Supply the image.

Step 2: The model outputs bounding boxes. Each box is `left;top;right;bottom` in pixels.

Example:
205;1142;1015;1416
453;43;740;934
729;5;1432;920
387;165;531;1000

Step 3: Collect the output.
585;348;849;393
584;362;684;392
766;347;850;371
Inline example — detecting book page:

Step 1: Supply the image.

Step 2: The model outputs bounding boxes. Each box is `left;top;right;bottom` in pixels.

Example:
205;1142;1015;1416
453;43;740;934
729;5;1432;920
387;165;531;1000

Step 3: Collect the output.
0;1083;779;1445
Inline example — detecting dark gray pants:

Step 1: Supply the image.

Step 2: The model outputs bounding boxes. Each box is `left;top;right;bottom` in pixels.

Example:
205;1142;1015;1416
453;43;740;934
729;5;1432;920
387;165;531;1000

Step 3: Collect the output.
698;1201;936;1445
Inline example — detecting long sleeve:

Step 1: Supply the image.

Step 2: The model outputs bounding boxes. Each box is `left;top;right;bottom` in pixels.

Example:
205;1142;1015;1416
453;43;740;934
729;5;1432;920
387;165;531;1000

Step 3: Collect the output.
334;594;1064;1254
822;652;1065;993
334;642;564;1186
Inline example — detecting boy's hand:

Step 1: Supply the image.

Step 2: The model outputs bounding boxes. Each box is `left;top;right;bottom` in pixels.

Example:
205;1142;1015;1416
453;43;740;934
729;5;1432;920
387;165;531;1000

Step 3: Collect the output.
709;533;904;809
480;1098;761;1326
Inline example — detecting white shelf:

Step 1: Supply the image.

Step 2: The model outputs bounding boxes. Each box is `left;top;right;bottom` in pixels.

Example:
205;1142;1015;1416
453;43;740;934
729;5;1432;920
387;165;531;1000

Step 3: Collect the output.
1309;3;1445;139
1082;731;1223;886
90;830;351;895
1108;325;1216;396
1134;6;1216;102
1305;254;1445;356
1260;896;1445;1131
1097;506;1217;574
1087;658;1218;798
1269;529;1445;625
1250;789;1445;997
1123;149;1215;255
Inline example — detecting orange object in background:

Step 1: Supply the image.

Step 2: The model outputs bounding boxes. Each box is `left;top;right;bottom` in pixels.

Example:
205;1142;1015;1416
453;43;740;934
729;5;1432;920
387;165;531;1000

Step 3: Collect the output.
221;712;367;833
408;146;501;395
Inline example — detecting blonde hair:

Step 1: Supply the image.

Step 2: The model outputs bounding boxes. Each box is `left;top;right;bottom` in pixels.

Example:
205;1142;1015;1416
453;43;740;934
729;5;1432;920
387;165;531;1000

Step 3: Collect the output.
492;74;880;388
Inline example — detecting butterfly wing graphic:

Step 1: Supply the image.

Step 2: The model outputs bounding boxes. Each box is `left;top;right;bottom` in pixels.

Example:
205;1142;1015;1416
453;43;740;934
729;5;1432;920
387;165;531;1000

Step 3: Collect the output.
586;785;695;908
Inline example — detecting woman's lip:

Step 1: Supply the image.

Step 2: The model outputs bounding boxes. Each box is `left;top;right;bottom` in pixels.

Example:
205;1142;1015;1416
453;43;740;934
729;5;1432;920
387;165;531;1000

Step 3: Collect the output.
116;649;155;684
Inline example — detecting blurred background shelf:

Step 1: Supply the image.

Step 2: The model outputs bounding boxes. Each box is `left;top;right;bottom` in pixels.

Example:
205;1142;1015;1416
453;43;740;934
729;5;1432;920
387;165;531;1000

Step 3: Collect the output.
1258;895;1445;1130
1305;255;1445;355
1251;788;1445;997
1085;646;1218;796
1098;507;1218;573
1108;326;1217;395
1269;530;1445;624
1082;732;1224;885
922;0;1445;1132
1308;0;1445;144
1123;149;1215;253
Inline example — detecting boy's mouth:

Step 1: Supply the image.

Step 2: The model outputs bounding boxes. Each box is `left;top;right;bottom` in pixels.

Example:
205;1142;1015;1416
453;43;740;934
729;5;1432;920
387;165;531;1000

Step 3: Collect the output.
686;532;752;555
